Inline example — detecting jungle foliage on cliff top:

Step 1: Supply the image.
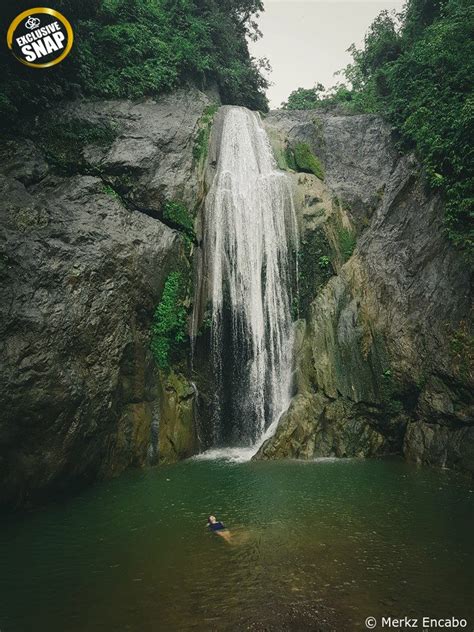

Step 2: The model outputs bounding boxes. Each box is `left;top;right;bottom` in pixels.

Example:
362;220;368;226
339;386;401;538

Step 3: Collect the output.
283;0;473;256
0;0;268;128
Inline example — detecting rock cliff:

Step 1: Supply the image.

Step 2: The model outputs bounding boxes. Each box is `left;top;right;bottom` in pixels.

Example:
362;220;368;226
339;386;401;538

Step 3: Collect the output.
0;89;211;506
1;98;472;508
256;110;473;472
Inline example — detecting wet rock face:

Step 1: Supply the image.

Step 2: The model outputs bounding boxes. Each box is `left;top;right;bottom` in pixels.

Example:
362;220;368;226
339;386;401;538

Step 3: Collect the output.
157;370;197;464
0;90;210;507
72;89;210;212
257;110;473;471
265;110;397;229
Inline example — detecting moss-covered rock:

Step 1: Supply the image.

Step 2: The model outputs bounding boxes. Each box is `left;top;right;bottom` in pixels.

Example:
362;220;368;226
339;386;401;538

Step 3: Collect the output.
111;402;156;473
281;142;325;180
158;369;197;463
292;142;325;180
297;228;334;317
193;104;219;166
26;118;117;176
260;108;472;473
256;392;386;460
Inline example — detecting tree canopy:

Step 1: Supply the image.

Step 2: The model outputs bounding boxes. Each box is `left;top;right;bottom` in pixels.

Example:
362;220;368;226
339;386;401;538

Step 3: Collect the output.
281;0;473;256
281;84;325;110
0;0;268;128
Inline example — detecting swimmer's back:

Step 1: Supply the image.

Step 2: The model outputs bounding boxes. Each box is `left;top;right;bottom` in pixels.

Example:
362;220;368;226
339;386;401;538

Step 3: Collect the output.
208;521;225;531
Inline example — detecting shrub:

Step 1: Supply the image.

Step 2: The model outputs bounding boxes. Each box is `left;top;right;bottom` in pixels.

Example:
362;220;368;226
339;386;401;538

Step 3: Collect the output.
163;201;195;242
151;271;188;370
297;229;334;316
338;227;357;262
318;255;331;269
283;146;297;171
193;104;219;165
281;0;474;257
0;0;268;130
281;84;325;110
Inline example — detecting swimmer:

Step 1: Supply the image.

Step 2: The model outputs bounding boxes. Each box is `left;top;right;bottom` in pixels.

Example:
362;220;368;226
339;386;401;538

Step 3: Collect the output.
207;515;232;543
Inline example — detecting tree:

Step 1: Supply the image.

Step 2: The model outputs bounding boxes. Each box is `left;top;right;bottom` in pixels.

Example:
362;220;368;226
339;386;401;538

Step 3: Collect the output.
0;0;269;128
282;0;472;255
281;84;325;110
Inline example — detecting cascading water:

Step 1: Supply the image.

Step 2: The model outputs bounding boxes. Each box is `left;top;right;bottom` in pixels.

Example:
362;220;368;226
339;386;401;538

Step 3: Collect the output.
197;106;298;455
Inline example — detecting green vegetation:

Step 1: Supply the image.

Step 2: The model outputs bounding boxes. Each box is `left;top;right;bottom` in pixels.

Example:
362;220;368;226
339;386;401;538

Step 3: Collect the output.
29;119;117;175
385;397;404;416
293;143;325;180
151;204;195;369
273;146;289;171
337;227;357;262
285;143;325;180
0;0;268;131
193;104;219;164
103;184;120;198
163;201;195;243
281;0;473;256
281;84;326;110
297;229;334;317
318;255;331;269
283;147;297;171
151;271;189;370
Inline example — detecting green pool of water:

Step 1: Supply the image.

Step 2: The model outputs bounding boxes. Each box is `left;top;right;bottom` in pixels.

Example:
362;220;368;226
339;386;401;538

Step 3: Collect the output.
1;457;473;631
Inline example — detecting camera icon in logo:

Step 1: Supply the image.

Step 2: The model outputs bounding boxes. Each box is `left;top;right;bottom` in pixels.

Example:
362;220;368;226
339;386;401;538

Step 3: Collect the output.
25;16;41;30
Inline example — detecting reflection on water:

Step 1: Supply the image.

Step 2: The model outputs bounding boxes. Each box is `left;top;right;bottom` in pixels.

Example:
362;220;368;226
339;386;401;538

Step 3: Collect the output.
0;458;473;631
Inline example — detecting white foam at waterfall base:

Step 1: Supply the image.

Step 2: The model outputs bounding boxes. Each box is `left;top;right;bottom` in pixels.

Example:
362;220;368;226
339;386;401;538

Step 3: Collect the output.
193;405;289;462
192;446;258;463
200;107;298;451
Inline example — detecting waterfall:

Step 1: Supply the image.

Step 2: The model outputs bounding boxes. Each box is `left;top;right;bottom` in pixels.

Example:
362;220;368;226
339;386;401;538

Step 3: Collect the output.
199;106;298;451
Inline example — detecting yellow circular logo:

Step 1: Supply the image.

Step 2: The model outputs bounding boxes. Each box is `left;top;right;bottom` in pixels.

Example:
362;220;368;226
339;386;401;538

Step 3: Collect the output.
6;7;74;69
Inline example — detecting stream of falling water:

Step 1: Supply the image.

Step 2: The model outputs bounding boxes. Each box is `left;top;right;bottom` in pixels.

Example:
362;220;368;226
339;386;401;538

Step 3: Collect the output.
200;106;298;453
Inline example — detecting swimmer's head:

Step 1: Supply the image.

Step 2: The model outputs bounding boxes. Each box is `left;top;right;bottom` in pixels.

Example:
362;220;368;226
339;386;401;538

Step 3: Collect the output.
207;515;216;524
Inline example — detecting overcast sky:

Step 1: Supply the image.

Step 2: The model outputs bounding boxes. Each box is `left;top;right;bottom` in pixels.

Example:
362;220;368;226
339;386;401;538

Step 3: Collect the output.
249;1;405;108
